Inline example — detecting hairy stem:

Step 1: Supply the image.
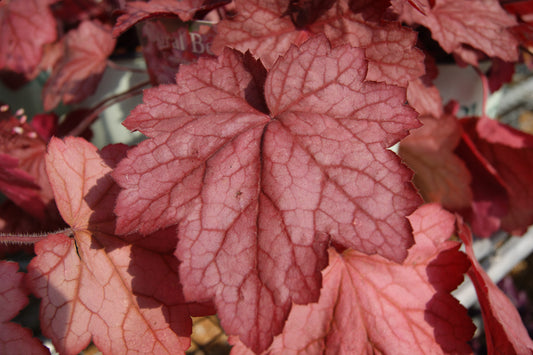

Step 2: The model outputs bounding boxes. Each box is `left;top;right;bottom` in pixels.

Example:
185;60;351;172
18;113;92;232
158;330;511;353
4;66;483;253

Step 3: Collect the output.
0;228;74;245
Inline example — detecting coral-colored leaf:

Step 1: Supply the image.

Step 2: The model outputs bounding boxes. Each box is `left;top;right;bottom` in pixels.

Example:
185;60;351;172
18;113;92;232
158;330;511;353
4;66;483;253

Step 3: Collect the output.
42;20;116;111
0;0;57;77
456;217;533;354
113;0;228;38
0;261;50;355
231;204;474;354
392;0;519;65
399;114;472;211
212;0;424;86
26;137;198;354
113;36;421;352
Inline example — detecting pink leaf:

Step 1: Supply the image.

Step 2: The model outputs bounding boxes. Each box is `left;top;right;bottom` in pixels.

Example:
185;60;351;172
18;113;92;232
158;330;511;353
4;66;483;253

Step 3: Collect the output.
392;0;519;65
26;137;199;354
42;20;116;111
0;261;50;355
0;0;57;77
231;204;475;354
113;36;421;352
112;0;228;38
212;0;425;86
457;216;533;354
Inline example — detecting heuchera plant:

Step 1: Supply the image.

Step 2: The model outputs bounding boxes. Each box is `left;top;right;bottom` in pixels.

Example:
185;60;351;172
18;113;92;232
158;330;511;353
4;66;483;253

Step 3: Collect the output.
1;0;533;353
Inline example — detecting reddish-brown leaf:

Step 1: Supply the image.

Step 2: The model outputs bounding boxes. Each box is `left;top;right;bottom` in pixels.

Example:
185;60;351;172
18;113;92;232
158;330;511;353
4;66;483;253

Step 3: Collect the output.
0;260;50;355
399;114;472;211
457;216;533;354
392;0;519;65
0;0;57;77
231;204;474;354
42;20;116;111
113;36;421;352
26;137;200;354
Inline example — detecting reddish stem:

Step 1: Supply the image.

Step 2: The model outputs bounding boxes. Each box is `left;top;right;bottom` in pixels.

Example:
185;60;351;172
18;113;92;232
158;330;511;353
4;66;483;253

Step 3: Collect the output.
0;228;73;245
474;66;489;118
66;80;150;137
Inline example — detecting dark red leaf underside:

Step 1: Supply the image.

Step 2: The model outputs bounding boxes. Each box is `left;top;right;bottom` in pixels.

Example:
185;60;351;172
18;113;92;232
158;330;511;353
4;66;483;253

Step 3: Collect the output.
392;0;519;65
231;204;474;354
457;117;533;236
27;137;200;354
113;36;421;352
457;217;533;354
42;20;116;111
0;0;57;77
0;260;49;355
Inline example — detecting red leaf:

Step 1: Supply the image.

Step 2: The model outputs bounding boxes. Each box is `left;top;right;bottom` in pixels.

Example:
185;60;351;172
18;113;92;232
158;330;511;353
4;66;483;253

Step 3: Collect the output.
0;261;50;355
42;20;116;111
0;0;57;77
392;0;519;65
113;36;421;352
231;204;474;354
26;137;199;354
399;113;472;211
0;153;45;220
0;114;55;220
457;117;533;236
212;0;425;86
112;0;228;38
457;217;533;354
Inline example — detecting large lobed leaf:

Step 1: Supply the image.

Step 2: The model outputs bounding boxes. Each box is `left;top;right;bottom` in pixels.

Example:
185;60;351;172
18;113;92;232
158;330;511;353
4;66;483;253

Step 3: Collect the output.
113;35;422;352
26;137;207;355
231;204;475;354
0;260;50;355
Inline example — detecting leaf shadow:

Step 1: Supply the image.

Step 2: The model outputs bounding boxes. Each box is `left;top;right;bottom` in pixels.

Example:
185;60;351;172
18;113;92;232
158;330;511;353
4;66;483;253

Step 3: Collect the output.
83;159;214;342
424;248;475;353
